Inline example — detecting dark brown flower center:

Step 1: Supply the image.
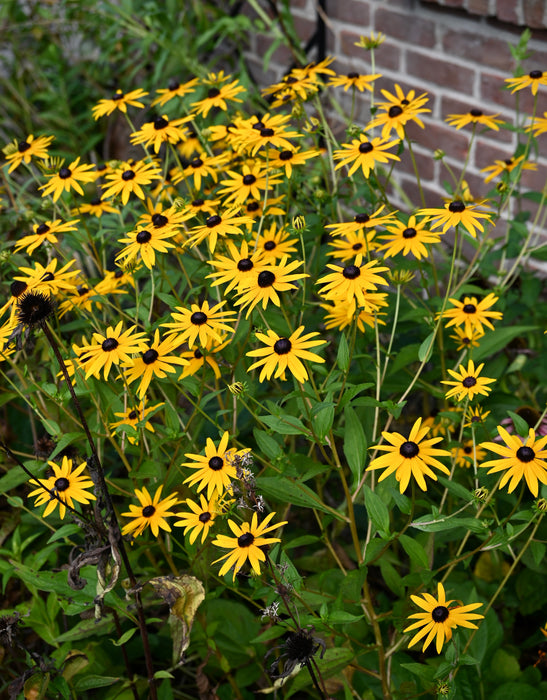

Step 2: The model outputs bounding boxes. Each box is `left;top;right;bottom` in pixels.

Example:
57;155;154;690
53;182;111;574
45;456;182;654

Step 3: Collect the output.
470;109;483;117
243;174;256;185
237;258;253;271
462;376;477;388
402;227;417;239
448;200;465;213
355;213;370;224
208;87;220;98
273;338;292;355
18;141;31;152
432;606;449;622
464;446;472;454
258;270;276;287
41;272;55;281
113;91;124;100
237;532;255;547
154;116;168;130
280;150;293;161
54;477;70;491
122;169;135;181
516;446;535;462
128;410;138;420
11;280;28;297
260;128;275;137
352;242;363;250
194;348;203;359
142;505;156;517
208;456;224;471
102;337;119;351
252;120;265;130
192;198;204;206
168;78;179;90
59;167;72;179
463;303;476;314
152;213;168;228
342;265;360;279
247;201;260;212
358;142;373;154
263;240;276;250
347;72;359;79
190;157;203;168
190;311;207;325
206;215;221;228
389;105;403;118
399;441;419;458
36;223;50;235
142;349;159;364
136;230;152;244
199;512;212;523
529;70;543;79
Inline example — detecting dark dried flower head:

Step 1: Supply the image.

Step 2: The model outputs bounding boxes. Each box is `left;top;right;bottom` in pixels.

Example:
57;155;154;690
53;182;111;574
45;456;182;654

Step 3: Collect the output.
267;626;326;679
16;291;55;327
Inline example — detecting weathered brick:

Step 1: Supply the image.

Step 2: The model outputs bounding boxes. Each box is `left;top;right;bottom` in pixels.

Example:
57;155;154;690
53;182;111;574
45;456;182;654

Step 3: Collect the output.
466;0;490;15
328;0;371;24
473;139;514;171
390;176;443;209
406;50;476;92
496;0;521;25
374;6;436;48
442;28;512;71
406;118;471;161
395;142;436;181
523;0;547;29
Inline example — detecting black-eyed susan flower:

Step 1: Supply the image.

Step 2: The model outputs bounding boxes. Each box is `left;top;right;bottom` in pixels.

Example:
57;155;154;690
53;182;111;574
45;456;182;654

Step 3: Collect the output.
317;254;389;311
267;147;320;178
137;200;191;230
232;113;302;155
366;417;451;492
121;485;179;538
464;406;491;428
102;160;162;205
207;240;267;293
446;110;504;131
178;336;229;379
94;268;135;296
326;229;379;261
161;300;236;347
321;297;388;331
212;511;287;580
380;215;439;259
218;162;282;206
77;321;149;380
527;111;547;137
130;114;193;153
505;70;547;95
14;219;79;255
404;582;483;653
15;259;80;297
4;134;54;173
451;440;486;468
449;326;484;350
123;330;189;399
439;293;502;336
372;84;430;139
74;195;119;218
246;326;326;383
174;494;217;544
182;431;245;498
190;75;246;117
234;257;308;318
262;71;319;105
419;200;492;238
92;88;148;119
325;205;397;237
182;196;222;219
333;134;399;178
328;71;381;92
28;456;96;519
151;77;199;107
186;208;255;252
480;426;547;496
480;155;537;183
115;224;178;269
39;157;96;202
251;223;298;260
442;360;495;402
58;283;100;318
110;401;164;444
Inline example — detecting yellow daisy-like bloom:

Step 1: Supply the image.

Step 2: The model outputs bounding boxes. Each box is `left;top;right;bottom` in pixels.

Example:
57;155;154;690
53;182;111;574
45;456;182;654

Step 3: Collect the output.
58;282;101;318
527;111;547;137
171;152;227;191
15;259;80;297
178;336;229;380
449;326;485;350
182;431;245;498
102;160;162;205
333;134;400;178
231;113;302;155
212;511;287;580
130;114;193;153
439;293;502;336
328;71;381;92
326;229;379;262
161;300;236;347
464;406;491;428
234;257;308;318
28;456;96;520
182;196;222;220
380;215;439;260
186;208;255;253
151;77;199;107
121;485;179;538
317;254;389;311
92;88;148;119
419;200;492;238
110;401;164;445
480;155;537;184
372;85;430;139
5;134;54;173
321;297;388;331
251;223;298;260
123;330;189;399
442;360;496;402
480;427;547;496
94;269;135;296
115;224;178;270
505;70;547;96
190;77;246;117
218;162;282;206
174;494;218;544
77;321;149;380
246;326;326;383
366;417;451;492
14;218;79;255
39;157;96;202
207;240;267;294
404;582;484;654
74;195;119;218
325;205;397;238
451;440;486;468
266;147;321;178
446;110;504;131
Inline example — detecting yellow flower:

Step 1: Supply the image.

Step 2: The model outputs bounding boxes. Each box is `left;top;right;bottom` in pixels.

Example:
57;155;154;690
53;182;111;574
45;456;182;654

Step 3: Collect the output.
321;297;388;331
404;582;483;653
418;200;492;238
115;224;178;269
130;114;193;153
333;134;400;178
446;110;504;131
451;440;486;468
151;77;199;107
121;486;179;538
234;257;308;318
367;418;451;492
439;293;502;336
480;155;537;183
182;431;246;499
77;321;149;380
328;72;381;92
14;219;79;255
325;205;397;237
92;88;148;119
317;254;389;311
102;160;162;205
190;76;246;117
380;215;439;260
161;300;236;348
28;456;96;519
39;157;96;202
186;208;254;252
4;134;54;173
174;495;218;544
218;162;282;206
110;401;164;445
505;70;547;95
442;360;495;402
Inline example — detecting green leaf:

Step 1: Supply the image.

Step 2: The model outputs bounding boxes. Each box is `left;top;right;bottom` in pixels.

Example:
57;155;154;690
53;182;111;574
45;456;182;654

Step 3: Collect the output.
253;429;281;460
286;648;355;697
411;516;487;533
257;476;345;520
473;326;537;362
399;534;429;569
110;627;137;646
418;330;436;363
311;401;335;442
379;559;404;597
506;410;529;438
325;610;364;624
337;333;350;371
47;524;81;544
260;414;309;436
490;682;543;700
344;406;367;485
363;485;389;537
74;676;120;692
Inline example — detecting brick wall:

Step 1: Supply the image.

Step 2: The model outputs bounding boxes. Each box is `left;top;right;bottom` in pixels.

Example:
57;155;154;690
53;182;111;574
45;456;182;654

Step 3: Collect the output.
244;0;547;213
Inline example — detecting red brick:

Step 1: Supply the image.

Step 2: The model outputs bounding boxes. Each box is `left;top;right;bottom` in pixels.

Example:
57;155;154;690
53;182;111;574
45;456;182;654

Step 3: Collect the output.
523;0;547;29
473;139;514;170
406;118;471;161
406;49;476;92
442;29;512;71
466;0;490;15
328;0;370;24
340;33;401;71
374;6;436;48
480;70;547;115
441;95;515;144
496;0;520;24
390;176;443;209
395;141;436;181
